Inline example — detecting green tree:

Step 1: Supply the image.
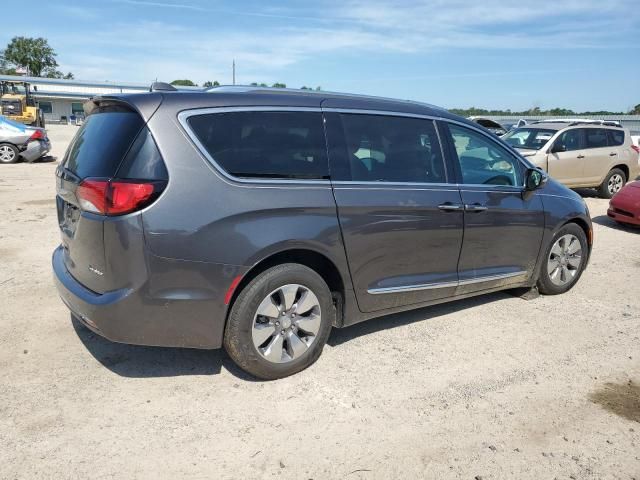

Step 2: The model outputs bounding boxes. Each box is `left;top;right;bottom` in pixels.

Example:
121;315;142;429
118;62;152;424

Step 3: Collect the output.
45;69;74;79
631;104;640;115
3;37;60;77
271;82;286;88
203;80;220;88
170;79;197;86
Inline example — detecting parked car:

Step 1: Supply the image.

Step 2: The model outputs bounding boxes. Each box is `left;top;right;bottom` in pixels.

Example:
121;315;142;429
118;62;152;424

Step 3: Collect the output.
608;181;640;226
468;116;508;136
502;122;640;198
53;87;593;379
0;114;51;163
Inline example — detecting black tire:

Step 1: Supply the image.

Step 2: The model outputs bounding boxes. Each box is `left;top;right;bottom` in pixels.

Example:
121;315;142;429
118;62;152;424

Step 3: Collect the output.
0;143;19;164
598;168;626;199
223;263;334;380
537;223;588;295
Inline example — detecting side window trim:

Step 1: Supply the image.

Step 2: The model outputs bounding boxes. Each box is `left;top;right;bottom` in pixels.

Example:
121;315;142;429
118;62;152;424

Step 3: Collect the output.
441;120;527;188
178;106;331;186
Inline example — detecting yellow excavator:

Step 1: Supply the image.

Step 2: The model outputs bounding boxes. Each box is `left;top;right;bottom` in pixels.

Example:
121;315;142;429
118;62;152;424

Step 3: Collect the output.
0;80;45;127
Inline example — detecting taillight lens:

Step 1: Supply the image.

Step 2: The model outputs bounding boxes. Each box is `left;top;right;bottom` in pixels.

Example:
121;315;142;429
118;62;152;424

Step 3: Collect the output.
76;179;162;216
28;130;44;142
632;145;640;154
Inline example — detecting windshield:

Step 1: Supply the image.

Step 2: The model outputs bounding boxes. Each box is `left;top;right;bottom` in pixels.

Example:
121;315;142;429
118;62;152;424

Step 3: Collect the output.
503;128;557;150
1;83;27;95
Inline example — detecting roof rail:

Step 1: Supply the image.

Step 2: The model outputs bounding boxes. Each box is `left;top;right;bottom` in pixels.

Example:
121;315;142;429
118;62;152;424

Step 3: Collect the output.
149;82;177;92
567;120;622;127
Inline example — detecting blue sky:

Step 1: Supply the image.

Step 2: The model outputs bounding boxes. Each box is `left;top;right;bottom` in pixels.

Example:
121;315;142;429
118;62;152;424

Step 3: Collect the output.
2;0;639;111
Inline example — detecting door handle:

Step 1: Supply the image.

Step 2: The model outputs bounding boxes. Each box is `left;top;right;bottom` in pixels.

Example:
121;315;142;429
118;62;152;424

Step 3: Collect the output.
577;155;585;159
609;152;618;157
438;203;463;212
465;203;488;212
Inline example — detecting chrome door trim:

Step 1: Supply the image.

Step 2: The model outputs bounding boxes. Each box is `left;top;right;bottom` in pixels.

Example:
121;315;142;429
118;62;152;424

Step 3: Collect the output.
367;270;527;295
367;280;459;295
457;271;526;286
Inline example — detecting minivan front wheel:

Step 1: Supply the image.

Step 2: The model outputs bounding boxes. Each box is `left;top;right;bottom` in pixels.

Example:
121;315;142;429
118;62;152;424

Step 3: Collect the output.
598;168;626;199
224;263;334;379
537;223;588;295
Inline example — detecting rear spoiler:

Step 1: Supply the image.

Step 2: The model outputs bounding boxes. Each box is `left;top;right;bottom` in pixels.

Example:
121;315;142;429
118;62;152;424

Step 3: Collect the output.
83;94;164;123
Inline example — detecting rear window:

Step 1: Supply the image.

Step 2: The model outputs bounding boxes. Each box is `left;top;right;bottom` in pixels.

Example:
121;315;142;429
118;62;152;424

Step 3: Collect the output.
607;129;625;146
187;111;329;179
63;111;144;178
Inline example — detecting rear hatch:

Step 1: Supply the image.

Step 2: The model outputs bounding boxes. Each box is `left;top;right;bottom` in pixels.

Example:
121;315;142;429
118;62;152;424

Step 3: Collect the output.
55;101;167;293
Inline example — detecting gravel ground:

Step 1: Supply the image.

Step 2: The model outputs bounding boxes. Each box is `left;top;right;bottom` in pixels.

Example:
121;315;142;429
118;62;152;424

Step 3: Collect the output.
0;125;639;479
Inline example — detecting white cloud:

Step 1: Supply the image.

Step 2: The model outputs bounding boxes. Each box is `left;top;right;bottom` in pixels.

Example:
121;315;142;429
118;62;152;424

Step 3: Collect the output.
36;0;640;85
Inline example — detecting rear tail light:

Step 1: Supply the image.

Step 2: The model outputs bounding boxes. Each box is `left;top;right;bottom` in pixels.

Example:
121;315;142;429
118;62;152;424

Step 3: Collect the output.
28;130;44;142
631;144;640;154
76;178;164;215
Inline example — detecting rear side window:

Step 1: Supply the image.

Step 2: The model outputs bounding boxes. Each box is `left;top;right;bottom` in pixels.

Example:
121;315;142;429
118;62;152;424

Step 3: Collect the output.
607;129;625;146
338;114;446;183
187;111;329;179
584;128;608;149
116;129;168;180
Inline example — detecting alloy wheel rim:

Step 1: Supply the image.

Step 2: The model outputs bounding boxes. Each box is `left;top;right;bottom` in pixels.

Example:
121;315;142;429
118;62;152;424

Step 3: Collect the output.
547;234;582;287
252;284;322;364
0;146;15;162
608;174;623;194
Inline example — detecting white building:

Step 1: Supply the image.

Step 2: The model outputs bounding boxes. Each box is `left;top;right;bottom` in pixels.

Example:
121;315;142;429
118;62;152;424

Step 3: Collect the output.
0;74;199;122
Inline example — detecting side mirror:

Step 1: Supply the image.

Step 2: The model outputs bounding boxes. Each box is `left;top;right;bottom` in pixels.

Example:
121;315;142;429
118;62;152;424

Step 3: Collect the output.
525;168;546;191
550;143;566;154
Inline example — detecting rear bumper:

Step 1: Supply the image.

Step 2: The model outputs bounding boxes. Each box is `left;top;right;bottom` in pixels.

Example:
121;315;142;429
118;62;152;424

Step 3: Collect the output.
52;245;244;349
20;140;50;162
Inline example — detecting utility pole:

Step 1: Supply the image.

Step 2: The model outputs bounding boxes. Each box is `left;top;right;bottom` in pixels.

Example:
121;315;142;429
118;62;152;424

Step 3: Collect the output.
232;59;236;85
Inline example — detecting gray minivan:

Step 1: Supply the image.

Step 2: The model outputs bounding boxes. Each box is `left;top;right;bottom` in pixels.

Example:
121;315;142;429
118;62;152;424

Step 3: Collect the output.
53;86;592;379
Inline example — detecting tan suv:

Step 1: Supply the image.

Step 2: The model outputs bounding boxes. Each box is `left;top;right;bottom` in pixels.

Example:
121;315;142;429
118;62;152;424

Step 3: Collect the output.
503;121;640;198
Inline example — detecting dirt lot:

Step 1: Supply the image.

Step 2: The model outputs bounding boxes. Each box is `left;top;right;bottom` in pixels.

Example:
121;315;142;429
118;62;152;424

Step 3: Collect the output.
1;124;639;479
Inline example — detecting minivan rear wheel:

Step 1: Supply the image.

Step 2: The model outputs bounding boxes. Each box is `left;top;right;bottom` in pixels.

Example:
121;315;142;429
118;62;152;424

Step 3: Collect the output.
224;263;334;380
537;223;588;295
598;168;626;199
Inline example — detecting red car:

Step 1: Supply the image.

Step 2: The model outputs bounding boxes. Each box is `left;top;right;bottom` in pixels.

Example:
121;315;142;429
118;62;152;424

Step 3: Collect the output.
608;181;640;226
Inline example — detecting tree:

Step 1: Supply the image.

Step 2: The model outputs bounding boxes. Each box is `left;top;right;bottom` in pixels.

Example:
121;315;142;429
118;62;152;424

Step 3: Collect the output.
631;104;640;115
170;79;197;86
3;37;59;77
44;69;74;79
203;80;220;88
271;82;286;88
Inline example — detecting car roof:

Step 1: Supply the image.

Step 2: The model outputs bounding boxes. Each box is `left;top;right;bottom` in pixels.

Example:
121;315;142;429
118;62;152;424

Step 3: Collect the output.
92;85;473;126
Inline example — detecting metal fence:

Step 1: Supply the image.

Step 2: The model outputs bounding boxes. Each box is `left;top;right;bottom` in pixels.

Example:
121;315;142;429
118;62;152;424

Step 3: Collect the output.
481;115;640;132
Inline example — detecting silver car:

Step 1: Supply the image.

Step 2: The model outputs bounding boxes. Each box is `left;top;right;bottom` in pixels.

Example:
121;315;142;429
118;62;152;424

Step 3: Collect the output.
0;115;51;164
